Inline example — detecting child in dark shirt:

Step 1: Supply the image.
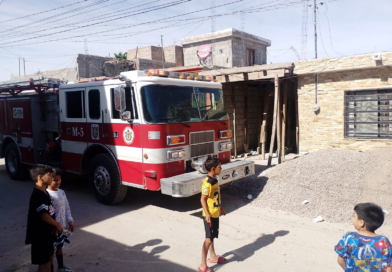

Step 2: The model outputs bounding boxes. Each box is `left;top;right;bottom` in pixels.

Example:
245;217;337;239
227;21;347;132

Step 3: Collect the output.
25;165;63;272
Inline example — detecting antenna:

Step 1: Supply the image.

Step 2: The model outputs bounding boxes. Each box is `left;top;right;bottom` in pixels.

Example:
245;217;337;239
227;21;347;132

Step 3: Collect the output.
211;0;216;33
241;11;245;31
301;0;309;60
84;39;88;55
290;46;301;61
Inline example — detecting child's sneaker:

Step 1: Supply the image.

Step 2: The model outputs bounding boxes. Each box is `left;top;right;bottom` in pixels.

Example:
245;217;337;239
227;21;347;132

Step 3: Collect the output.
58;266;74;272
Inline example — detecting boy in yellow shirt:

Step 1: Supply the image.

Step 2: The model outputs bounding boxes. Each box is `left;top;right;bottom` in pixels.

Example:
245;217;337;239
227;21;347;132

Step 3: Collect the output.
198;158;227;272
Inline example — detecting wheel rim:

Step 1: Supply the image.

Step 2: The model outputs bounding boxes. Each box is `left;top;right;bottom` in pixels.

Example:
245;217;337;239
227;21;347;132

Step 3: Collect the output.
6;151;18;174
93;166;111;195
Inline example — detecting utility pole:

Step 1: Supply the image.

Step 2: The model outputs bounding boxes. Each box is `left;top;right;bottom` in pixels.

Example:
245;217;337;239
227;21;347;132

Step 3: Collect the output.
314;0;318;109
160;35;165;68
18;57;20;76
211;0;216;33
84;39;88;55
23;58;26;75
301;0;309;60
241;11;245;31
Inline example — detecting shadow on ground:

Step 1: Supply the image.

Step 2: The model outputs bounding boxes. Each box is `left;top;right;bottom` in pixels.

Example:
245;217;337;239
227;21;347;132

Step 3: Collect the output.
212;230;289;271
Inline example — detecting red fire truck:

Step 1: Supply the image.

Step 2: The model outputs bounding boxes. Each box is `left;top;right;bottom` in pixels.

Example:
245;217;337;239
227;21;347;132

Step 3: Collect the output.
0;71;254;205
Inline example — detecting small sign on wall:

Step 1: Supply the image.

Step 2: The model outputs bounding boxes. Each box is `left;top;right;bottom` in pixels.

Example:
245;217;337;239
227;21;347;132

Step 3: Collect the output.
13;108;23;119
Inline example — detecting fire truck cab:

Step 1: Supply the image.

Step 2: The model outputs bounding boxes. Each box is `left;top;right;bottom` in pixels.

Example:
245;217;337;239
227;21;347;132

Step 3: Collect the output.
0;71;254;205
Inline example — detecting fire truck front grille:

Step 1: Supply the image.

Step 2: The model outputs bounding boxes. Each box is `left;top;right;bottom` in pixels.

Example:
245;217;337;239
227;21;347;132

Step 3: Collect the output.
190;131;215;157
191;142;215;157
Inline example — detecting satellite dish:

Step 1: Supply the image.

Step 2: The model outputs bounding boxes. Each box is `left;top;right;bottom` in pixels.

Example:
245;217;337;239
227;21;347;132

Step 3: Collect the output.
197;44;211;60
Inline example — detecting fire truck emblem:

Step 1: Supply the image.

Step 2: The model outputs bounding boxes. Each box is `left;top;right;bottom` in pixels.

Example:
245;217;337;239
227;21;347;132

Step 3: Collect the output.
123;127;134;145
91;124;99;140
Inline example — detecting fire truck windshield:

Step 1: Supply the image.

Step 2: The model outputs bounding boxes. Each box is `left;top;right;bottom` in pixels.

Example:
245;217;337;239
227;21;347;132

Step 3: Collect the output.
141;85;229;124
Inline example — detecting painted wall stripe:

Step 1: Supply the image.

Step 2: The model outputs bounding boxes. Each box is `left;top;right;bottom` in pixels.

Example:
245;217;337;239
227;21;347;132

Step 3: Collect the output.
62;140;231;164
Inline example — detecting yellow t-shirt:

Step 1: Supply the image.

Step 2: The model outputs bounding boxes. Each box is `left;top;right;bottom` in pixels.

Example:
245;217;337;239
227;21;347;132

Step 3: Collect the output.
201;176;221;218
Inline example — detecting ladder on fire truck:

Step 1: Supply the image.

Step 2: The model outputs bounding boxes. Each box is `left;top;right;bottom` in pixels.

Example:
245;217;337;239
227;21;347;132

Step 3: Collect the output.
0;76;66;96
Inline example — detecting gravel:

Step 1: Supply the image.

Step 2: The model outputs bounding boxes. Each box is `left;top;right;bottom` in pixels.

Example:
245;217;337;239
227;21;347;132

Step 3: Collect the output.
222;148;392;223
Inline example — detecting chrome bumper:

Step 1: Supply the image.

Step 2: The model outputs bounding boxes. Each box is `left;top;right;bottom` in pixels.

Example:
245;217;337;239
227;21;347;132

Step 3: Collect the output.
160;160;255;197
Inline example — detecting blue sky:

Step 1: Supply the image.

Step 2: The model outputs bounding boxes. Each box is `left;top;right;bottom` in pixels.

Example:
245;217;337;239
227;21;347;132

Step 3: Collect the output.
0;0;391;81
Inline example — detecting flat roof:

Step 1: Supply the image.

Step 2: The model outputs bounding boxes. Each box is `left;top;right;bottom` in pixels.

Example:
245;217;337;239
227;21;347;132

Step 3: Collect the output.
180;28;271;46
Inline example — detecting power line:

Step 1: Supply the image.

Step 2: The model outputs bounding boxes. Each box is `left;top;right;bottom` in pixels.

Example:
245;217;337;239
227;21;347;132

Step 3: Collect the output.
0;0;190;46
321;3;345;56
0;0;110;36
0;0;145;40
0;0;92;23
0;0;318;48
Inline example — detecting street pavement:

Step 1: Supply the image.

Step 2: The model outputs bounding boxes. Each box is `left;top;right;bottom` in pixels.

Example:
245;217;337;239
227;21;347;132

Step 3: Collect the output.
1;158;391;272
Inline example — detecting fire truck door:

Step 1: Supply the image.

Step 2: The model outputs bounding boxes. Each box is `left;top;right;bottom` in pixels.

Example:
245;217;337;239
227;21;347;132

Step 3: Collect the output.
60;88;88;173
0;100;4;135
5;99;34;163
86;87;104;143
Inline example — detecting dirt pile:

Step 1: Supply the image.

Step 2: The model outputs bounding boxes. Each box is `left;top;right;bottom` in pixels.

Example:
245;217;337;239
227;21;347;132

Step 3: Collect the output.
222;148;392;223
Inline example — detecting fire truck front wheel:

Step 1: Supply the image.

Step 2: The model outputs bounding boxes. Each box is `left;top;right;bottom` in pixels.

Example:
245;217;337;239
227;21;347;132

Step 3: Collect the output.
4;143;28;180
89;154;127;205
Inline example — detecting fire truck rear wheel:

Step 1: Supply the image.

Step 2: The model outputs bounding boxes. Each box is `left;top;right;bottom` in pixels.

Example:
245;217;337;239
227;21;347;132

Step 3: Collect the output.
89;153;127;205
5;143;28;180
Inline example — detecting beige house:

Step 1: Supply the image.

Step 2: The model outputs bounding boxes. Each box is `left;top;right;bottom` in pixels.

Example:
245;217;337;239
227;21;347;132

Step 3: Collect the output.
295;52;392;152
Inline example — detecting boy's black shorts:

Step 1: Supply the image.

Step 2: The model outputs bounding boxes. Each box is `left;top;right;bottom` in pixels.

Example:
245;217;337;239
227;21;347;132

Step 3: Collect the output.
31;235;56;265
203;217;219;241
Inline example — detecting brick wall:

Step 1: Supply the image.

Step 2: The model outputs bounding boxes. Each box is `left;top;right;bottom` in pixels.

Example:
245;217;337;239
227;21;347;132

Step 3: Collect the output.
223;82;263;154
127;46;164;61
298;67;392;152
163;45;184;66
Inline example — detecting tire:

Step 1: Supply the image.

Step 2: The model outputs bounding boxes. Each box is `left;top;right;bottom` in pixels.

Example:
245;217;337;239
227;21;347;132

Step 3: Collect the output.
4;143;29;180
89;153;127;205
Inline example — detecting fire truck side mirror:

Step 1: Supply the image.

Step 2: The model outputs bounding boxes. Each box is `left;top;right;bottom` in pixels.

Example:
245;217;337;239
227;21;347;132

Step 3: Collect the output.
114;86;126;112
121;111;131;121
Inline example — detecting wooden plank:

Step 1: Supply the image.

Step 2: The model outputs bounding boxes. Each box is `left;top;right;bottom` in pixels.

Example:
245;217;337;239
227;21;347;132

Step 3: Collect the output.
199;62;294;76
294;80;299;154
268;74;279;166
228;73;246;83
248;69;285;81
281;81;288;162
260;88;270;160
231;85;238;157
244;83;249;152
276;81;282;164
215;69;287;83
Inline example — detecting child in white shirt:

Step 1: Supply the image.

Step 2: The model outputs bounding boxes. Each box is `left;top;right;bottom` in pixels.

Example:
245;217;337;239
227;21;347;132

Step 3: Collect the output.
47;170;74;272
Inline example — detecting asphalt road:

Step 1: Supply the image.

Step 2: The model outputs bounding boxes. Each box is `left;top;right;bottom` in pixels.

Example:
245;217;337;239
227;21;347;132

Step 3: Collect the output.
0;158;382;272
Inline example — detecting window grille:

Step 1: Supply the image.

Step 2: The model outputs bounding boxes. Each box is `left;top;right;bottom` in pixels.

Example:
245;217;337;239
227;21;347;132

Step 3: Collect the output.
344;89;392;139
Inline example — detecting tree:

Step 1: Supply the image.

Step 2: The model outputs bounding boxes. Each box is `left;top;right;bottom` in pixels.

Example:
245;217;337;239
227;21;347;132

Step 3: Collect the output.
114;52;127;60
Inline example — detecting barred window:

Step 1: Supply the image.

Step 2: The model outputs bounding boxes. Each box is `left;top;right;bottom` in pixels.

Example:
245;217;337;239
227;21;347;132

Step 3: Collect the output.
344;89;392;139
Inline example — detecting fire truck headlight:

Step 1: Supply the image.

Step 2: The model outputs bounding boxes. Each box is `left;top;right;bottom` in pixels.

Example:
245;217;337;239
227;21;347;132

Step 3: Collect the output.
167;149;186;160
219;141;232;151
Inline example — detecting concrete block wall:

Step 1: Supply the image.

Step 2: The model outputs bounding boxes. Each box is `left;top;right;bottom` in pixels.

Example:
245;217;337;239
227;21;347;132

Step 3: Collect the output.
131;58;178;70
182;38;233;68
298;67;392;153
77;54;113;79
163;45;184;66
11;67;78;82
232;38;267;67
